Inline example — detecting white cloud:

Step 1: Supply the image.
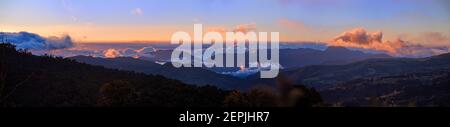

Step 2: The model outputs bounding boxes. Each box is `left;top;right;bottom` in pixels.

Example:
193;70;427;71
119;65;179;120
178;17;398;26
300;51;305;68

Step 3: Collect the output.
1;31;74;50
130;8;144;16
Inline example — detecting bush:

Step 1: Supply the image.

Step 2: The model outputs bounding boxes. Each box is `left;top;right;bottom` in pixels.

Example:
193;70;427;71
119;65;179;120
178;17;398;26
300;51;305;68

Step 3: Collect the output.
224;84;323;107
224;87;278;107
97;80;138;107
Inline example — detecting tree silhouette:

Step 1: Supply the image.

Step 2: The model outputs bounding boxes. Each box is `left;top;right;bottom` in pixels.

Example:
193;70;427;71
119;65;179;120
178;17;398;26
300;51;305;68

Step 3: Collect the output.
224;87;278;107
223;78;324;107
97;80;138;107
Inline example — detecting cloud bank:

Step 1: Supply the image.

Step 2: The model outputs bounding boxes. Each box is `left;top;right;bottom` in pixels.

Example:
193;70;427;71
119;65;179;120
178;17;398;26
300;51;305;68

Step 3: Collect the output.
333;28;382;45
205;23;258;34
0;32;74;50
330;28;448;57
418;32;449;46
103;46;156;58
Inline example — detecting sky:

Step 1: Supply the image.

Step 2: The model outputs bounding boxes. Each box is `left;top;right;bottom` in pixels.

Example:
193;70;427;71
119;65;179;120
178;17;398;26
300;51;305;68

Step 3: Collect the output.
1;0;449;46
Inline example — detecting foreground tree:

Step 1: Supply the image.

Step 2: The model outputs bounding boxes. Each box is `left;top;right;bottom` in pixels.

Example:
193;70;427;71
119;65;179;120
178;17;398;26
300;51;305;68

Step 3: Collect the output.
97;80;138;107
224;87;278;107
224;75;323;107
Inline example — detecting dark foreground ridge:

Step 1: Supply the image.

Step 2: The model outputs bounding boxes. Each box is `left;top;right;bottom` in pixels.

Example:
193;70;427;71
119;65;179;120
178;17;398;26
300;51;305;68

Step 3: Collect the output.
0;43;322;107
0;43;226;107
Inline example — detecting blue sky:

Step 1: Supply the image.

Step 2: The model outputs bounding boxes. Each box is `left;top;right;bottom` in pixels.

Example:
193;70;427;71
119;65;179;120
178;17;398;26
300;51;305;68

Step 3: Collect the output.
1;0;449;45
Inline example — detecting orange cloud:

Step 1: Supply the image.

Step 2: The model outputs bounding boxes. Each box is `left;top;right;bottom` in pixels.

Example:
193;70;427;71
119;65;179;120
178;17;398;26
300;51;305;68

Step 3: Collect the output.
329;28;449;57
333;28;382;45
206;27;227;33
206;23;258;33
102;46;156;58
277;18;306;32
103;49;121;58
419;32;449;46
233;23;256;33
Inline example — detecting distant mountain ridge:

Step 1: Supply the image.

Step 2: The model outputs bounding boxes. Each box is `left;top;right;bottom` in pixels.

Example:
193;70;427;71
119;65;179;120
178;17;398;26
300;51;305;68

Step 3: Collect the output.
278;46;391;68
70;46;391;89
152;46;392;68
146;46;391;77
248;52;450;88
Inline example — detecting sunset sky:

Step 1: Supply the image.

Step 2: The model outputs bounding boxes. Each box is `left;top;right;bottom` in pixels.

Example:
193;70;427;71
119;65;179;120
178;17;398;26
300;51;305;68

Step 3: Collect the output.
1;0;449;46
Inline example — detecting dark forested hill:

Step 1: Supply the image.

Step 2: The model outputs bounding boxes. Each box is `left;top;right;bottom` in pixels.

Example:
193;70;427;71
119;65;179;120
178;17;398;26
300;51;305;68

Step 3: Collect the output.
0;43;227;107
321;70;450;106
246;53;450;106
69;55;245;89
